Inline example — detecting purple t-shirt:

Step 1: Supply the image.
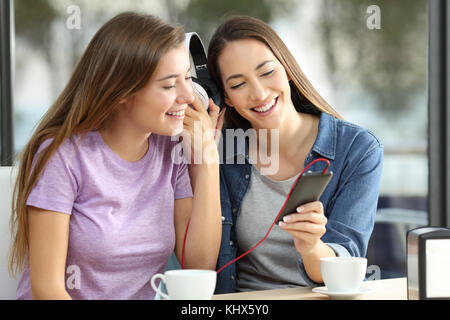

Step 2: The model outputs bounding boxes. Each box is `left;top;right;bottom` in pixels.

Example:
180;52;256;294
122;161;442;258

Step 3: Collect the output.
16;131;193;300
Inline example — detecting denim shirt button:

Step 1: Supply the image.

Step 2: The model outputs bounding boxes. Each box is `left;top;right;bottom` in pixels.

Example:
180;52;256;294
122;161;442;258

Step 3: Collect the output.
230;241;234;246
222;216;226;221
232;208;237;214
245;174;250;180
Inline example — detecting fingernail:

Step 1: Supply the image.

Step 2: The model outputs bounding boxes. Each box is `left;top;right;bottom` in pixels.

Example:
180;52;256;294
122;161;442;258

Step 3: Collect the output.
278;222;286;227
297;207;304;213
283;216;291;222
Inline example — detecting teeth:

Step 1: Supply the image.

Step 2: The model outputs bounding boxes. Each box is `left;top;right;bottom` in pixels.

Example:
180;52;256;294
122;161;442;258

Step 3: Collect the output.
253;99;276;113
166;110;185;116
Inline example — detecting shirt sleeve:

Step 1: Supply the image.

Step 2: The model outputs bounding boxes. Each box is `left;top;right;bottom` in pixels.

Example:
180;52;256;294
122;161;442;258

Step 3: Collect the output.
173;161;193;200
297;142;384;287
26;144;79;215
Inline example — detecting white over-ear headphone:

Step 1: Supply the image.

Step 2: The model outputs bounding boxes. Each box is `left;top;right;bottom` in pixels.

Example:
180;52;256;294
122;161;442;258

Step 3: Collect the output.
184;32;222;110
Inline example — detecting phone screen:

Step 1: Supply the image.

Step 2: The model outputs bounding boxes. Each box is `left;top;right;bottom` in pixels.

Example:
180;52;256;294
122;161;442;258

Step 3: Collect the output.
276;171;333;223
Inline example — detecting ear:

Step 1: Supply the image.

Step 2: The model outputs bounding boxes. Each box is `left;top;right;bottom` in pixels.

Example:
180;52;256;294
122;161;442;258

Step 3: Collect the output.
119;95;134;109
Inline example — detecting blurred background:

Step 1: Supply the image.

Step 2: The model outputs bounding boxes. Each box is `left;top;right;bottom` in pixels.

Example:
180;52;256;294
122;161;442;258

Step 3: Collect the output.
11;0;428;279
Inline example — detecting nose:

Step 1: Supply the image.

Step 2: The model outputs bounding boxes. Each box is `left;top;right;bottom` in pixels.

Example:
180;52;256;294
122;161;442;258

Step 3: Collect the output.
176;81;195;105
249;79;269;102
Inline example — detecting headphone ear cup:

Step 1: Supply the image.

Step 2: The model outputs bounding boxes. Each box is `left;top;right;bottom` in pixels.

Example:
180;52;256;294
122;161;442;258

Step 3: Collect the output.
198;78;222;108
192;81;209;110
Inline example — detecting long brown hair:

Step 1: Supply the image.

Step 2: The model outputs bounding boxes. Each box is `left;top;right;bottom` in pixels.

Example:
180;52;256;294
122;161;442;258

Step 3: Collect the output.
9;12;185;277
207;15;342;129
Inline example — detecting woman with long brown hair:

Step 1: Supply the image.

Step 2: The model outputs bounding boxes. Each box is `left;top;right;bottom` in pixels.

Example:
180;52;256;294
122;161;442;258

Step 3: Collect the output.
207;16;383;293
9;12;222;300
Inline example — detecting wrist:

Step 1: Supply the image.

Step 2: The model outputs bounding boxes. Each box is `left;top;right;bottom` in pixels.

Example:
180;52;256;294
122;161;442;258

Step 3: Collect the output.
299;240;334;259
190;158;220;171
201;140;220;165
299;241;321;258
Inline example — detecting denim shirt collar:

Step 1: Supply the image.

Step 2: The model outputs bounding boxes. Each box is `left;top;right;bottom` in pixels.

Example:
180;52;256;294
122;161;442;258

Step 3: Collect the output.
310;112;336;160
223;112;337;162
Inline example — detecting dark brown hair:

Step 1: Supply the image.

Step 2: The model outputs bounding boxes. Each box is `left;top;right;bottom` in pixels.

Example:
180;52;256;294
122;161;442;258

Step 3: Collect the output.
207;15;342;129
9;12;185;277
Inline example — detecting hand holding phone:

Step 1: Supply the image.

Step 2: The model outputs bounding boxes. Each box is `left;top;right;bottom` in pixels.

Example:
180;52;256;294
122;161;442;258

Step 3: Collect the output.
276;171;333;224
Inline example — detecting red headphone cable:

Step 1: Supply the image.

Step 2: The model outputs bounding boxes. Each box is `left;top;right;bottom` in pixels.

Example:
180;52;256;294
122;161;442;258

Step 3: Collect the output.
181;154;330;273
215;158;330;273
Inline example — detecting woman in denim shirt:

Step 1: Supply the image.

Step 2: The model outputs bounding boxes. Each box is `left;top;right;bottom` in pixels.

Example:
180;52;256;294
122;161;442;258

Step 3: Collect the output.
207;16;383;294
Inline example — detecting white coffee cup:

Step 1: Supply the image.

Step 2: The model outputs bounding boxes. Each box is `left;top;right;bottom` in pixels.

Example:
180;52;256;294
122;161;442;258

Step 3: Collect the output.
320;257;367;292
151;269;217;300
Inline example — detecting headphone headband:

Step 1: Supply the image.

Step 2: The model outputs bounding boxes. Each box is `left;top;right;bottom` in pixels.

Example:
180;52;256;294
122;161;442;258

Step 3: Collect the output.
184;32;222;108
184;32;210;79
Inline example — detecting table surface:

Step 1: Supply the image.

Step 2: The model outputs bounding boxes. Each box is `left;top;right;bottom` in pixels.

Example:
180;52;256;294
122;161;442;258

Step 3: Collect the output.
212;277;407;300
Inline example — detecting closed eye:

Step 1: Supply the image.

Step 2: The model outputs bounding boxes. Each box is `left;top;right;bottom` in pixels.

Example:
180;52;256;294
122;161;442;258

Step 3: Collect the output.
230;82;245;90
261;70;274;77
229;69;274;90
163;75;192;90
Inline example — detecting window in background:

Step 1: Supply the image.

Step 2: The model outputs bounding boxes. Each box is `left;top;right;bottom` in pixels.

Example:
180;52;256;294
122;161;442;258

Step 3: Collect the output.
268;0;428;279
13;0;427;279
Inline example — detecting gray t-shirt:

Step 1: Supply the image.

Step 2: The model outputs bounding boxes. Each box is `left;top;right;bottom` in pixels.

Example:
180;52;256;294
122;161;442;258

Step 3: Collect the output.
236;165;308;292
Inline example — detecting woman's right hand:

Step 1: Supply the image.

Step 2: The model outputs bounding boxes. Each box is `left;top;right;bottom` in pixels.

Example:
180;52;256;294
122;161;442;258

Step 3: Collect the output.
182;94;225;164
278;201;328;256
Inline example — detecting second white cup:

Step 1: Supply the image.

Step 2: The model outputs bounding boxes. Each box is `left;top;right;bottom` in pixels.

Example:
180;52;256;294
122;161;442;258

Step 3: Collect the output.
320;257;367;292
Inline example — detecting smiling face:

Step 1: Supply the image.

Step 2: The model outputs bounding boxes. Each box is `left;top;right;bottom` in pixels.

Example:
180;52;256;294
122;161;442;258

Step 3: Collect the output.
218;39;295;130
122;44;195;136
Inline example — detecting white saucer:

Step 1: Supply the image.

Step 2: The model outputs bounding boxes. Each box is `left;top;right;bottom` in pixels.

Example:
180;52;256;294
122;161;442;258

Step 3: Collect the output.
312;286;372;300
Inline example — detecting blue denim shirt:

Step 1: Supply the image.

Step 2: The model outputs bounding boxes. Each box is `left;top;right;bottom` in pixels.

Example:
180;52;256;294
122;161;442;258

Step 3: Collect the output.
214;112;384;294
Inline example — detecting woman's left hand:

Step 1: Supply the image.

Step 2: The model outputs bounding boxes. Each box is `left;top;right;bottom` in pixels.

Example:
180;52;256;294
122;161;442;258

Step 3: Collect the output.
278;201;328;255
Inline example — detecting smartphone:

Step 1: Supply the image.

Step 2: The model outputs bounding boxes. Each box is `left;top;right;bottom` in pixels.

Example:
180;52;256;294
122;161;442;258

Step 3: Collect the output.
276;171;333;223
